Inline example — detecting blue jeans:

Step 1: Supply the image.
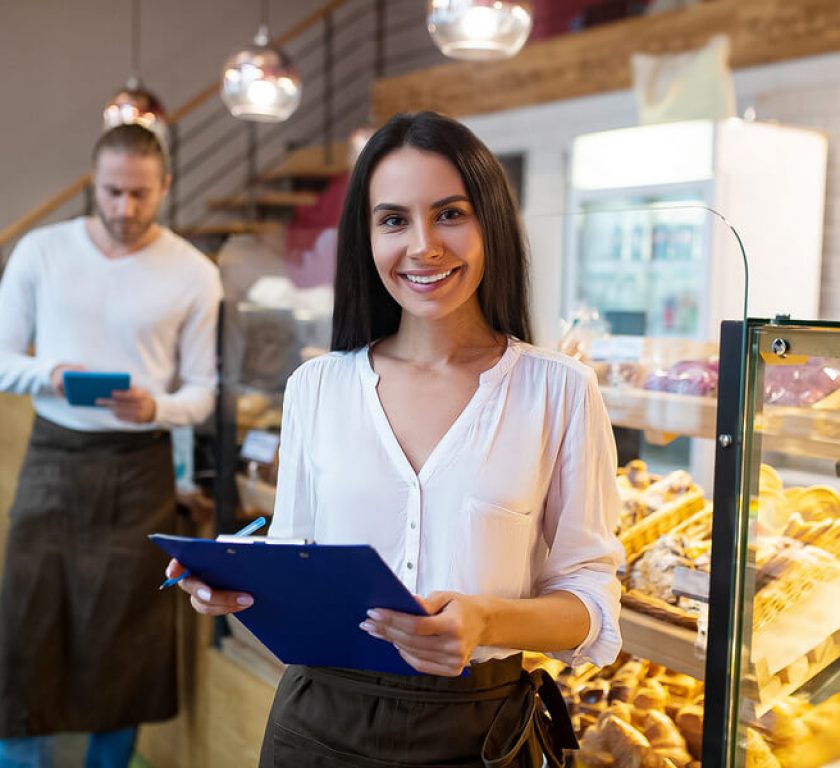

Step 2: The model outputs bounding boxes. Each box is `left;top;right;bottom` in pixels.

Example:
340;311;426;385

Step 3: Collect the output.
0;727;137;768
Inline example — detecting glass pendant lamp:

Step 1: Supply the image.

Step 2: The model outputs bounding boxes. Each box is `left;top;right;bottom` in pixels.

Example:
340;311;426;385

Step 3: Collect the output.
221;0;302;122
427;0;534;61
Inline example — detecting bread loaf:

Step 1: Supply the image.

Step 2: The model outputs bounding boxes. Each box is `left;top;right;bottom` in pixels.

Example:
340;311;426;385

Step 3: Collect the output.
745;728;781;768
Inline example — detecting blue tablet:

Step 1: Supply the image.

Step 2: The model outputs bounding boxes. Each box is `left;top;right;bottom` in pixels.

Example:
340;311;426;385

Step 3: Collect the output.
63;371;131;407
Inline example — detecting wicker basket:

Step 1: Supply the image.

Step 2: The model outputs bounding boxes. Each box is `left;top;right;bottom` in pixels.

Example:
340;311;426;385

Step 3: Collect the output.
620;489;706;568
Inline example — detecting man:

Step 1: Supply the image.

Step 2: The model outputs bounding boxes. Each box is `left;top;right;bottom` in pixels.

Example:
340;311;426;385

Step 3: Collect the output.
0;123;222;767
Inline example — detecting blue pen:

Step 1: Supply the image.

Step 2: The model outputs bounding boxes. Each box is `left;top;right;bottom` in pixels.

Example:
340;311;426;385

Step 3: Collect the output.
158;516;267;590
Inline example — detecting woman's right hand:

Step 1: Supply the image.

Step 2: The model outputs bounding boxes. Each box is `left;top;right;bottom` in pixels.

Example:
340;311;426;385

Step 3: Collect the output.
165;558;254;616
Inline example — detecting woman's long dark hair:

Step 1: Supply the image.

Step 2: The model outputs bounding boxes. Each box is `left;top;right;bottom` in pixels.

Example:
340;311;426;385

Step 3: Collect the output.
331;111;532;351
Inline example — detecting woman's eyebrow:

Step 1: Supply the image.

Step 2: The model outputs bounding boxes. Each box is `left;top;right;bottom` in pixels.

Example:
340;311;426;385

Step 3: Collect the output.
371;195;471;214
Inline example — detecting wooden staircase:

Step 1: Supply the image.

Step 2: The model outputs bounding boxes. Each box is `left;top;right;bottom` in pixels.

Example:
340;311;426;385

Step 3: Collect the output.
176;142;349;254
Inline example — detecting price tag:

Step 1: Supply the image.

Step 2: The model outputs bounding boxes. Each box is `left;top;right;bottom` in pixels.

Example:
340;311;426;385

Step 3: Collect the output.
672;566;710;602
241;430;280;464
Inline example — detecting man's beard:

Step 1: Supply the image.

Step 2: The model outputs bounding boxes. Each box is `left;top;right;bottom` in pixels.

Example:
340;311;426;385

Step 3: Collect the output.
99;213;156;246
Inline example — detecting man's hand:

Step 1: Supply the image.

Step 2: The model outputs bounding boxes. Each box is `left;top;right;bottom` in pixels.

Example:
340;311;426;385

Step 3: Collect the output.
49;363;86;396
97;386;156;423
359;591;488;677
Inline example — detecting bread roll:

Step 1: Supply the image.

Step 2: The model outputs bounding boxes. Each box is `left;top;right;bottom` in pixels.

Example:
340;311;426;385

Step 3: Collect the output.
652;747;693;768
600;715;651;768
609;677;640;704
675;704;703;759
633;679;670;713
641;710;687;750
756;698;810;746
597;701;633;726
746;727;781;768
656;672;700;702
579;680;611;715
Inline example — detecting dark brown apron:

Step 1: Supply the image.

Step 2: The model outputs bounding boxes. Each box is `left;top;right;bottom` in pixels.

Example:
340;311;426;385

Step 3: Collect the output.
0;416;178;737
259;654;578;767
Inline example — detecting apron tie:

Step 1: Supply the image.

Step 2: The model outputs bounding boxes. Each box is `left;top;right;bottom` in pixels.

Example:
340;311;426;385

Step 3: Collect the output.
481;668;578;768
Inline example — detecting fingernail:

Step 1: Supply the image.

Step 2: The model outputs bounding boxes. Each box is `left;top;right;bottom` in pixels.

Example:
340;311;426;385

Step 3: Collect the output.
236;595;254;607
165;563;175;578
366;609;383;620
359;621;373;632
197;588;211;601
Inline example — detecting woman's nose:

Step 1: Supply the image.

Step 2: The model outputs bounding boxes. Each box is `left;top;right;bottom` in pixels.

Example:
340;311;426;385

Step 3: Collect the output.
407;222;442;259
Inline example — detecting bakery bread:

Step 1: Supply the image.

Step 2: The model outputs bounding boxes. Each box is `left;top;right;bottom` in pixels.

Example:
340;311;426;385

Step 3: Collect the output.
600;715;651;768
641;710;687;750
745;727;781;768
675;704;703;759
632;679;670;713
579;680;612;715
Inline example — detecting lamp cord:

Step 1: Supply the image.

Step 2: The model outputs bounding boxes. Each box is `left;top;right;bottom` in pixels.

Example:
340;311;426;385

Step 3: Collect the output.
130;0;141;84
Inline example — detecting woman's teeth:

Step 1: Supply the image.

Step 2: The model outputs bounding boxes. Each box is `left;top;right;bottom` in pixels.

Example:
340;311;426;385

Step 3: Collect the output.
404;269;453;285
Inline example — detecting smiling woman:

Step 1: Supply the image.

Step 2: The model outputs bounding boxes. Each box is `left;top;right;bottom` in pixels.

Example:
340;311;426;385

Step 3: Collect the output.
172;111;623;768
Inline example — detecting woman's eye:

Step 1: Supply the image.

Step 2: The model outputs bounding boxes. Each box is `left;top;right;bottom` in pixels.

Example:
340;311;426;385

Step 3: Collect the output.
439;208;465;222
380;214;404;228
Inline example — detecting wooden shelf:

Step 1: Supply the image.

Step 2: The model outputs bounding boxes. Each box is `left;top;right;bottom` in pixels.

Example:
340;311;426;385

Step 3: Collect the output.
602;386;840;460
261;142;347;181
206;191;319;211
600;386;717;441
177;221;280;238
619;608;704;680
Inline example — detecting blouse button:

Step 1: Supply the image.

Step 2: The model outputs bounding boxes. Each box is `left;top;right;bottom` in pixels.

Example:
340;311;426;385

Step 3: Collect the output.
409;521;417;530
406;561;414;570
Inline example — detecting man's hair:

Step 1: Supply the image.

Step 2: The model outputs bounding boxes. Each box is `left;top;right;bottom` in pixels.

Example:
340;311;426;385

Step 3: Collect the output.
331;110;532;351
92;123;170;176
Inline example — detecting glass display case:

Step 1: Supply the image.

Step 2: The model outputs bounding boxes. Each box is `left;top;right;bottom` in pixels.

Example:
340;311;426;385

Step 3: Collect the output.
706;318;840;768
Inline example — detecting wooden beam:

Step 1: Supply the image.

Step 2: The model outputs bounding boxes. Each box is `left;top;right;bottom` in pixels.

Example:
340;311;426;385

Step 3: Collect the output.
373;0;840;122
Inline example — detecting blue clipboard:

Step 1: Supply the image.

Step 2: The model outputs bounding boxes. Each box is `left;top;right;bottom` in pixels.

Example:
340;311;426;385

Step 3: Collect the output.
149;534;428;675
63;371;130;406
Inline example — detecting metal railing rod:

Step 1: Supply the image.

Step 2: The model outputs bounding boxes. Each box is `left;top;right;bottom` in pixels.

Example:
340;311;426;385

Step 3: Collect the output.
177;122;248;179
178;151;254;213
178;104;233;146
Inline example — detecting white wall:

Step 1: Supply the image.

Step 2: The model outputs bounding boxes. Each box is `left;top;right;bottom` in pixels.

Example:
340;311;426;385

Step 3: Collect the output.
463;51;840;340
0;0;445;237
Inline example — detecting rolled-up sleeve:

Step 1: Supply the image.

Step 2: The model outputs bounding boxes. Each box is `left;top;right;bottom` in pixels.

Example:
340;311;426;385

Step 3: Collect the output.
536;368;624;667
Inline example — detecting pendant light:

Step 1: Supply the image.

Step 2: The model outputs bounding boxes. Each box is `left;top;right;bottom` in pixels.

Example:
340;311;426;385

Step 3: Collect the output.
427;0;534;61
221;0;302;122
102;0;168;139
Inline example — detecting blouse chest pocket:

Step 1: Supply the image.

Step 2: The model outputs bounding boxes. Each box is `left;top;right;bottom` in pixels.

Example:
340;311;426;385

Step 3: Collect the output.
448;497;534;599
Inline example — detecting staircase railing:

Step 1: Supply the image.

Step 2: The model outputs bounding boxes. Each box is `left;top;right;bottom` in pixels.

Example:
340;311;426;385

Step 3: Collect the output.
0;0;445;267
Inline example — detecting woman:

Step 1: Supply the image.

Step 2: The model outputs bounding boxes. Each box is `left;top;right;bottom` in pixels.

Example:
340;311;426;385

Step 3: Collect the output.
169;111;623;766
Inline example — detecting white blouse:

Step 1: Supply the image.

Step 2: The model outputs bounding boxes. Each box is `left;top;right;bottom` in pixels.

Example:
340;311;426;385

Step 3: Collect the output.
269;339;624;666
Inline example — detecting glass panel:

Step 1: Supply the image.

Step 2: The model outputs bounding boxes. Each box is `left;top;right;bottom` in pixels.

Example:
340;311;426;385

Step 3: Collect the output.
735;323;840;767
216;223;337;531
572;200;708;338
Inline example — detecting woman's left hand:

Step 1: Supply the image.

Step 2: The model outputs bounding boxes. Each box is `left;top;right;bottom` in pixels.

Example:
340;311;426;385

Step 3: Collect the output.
359;591;487;676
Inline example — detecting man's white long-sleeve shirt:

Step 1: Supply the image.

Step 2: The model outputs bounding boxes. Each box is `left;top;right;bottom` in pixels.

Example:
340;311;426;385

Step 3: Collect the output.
0;217;222;430
270;340;625;667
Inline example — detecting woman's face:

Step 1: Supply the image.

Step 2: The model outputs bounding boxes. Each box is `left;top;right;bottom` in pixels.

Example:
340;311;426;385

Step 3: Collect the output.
368;147;485;324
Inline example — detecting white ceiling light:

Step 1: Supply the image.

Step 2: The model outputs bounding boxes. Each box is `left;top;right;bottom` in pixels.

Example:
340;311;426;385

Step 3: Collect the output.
221;3;302;123
427;0;534;61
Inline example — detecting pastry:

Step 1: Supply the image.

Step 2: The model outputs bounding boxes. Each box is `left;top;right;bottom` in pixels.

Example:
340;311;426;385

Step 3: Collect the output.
640;710;686;750
656;672;700;703
632;679;669;713
579;680;611;716
609;677;639;704
755;698;810;746
597;701;633;726
793;485;840;521
675;704;703;759
652;748;693;768
746;728;781;768
600;715;651;768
